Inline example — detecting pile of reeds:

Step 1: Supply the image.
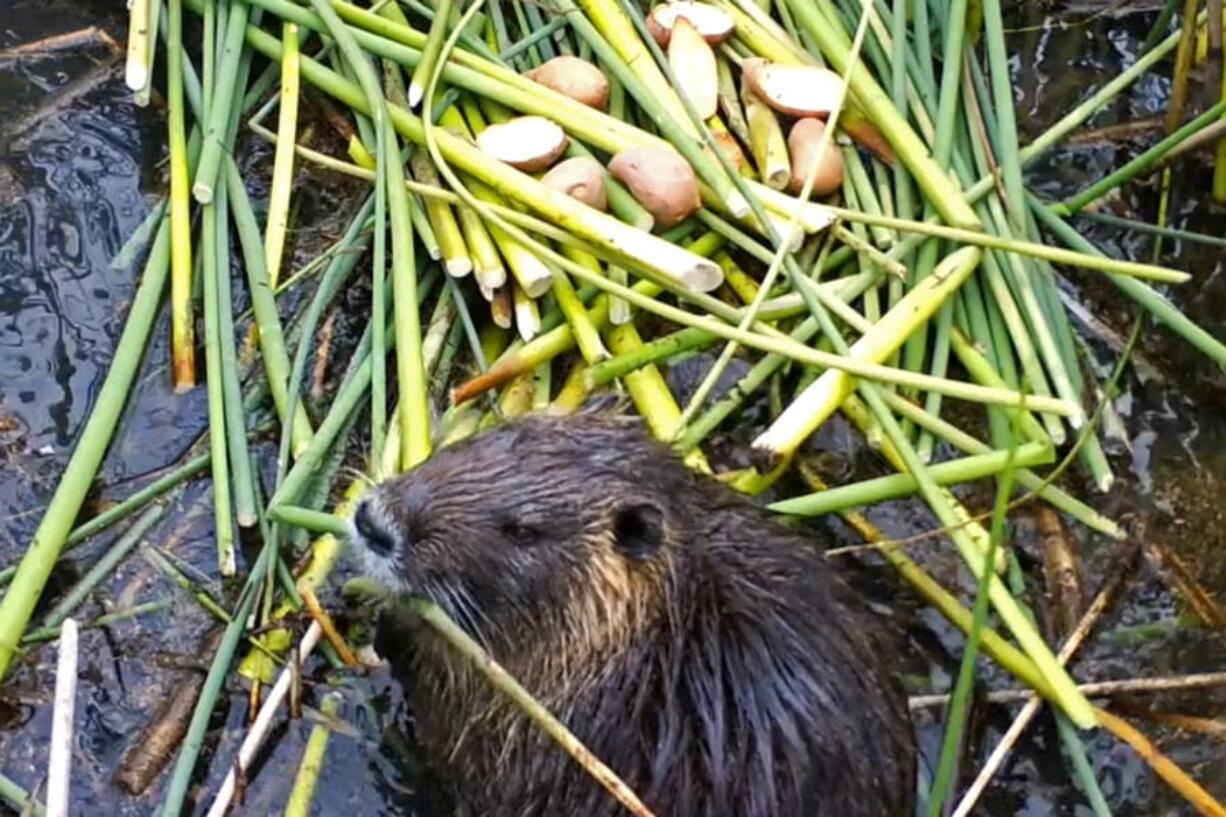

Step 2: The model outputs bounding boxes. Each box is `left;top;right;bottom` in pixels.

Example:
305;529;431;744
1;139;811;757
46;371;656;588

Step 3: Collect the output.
3;0;1226;815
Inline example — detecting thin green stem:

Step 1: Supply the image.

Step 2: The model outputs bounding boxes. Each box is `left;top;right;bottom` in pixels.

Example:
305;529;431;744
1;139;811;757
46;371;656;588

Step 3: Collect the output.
928;410;1022;816
40;505;166;630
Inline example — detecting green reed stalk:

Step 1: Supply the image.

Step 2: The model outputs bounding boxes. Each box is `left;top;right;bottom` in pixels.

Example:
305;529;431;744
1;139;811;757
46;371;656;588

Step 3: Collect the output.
39;504;166;631
409;0;453;107
771;442;1050;517
928;411;1022;816
1143;0;1183;51
912;0;971;460
499;15;568;62
1076;210;1226;249
143;546;231;622
213;175;258;526
178;24;257;530
823;205;1189;283
69;456;211;549
981;0;1025;224
1031;197;1226;370
225;159;316;454
201;195;236;574
271;507;351;537
192;0;250;202
1060;99;1226;215
23;599;172;646
963;54;1088;453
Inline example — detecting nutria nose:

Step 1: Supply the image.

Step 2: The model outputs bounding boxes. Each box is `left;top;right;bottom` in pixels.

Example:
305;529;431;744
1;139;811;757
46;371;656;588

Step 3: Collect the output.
354;500;398;557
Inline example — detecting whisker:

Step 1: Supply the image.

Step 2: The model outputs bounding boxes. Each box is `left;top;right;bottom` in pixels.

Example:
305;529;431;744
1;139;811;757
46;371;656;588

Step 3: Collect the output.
340;465;376;487
454;584;495;650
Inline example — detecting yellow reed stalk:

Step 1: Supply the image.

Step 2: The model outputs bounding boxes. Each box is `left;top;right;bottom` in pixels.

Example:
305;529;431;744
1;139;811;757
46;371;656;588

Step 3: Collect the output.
264;22;301;288
168;0;195;391
606;322;710;474
753;246;983;461
409;150;472;277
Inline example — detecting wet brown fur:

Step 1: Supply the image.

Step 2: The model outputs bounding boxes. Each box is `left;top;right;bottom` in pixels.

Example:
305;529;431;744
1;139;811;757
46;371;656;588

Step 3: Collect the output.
358;413;916;817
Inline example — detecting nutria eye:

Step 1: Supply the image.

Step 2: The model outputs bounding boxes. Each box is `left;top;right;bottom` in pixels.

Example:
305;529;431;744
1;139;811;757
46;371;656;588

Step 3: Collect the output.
501;519;541;546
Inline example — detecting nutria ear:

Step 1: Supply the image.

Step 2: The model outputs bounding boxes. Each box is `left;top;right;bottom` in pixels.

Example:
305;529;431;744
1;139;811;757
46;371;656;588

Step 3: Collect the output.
611;501;666;560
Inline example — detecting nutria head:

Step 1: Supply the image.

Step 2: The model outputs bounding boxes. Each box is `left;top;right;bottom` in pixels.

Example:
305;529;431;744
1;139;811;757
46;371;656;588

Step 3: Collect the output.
350;413;686;666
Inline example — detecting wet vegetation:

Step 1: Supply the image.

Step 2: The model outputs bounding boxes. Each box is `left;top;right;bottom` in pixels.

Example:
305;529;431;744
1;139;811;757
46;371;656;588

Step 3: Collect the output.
2;0;1226;814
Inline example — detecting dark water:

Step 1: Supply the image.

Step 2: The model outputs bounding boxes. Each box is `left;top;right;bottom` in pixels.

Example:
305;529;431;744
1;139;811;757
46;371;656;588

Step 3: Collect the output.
1;1;1225;815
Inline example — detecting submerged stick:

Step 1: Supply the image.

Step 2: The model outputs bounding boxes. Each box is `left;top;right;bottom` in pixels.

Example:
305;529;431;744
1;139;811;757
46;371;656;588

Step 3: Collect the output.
1096;707;1226;817
115;629;223;795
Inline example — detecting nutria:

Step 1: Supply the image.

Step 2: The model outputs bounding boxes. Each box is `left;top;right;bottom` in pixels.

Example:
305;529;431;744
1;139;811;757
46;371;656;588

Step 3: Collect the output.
352;412;916;817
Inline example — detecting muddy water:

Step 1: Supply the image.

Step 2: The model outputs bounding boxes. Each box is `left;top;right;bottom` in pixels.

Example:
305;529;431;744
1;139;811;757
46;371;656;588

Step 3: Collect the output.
1;2;1225;815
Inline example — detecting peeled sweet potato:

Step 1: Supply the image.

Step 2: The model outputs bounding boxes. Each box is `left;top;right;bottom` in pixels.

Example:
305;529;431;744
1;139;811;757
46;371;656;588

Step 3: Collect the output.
542;156;608;211
787;118;844;198
475;116;569;172
525;56;610;111
608;146;701;228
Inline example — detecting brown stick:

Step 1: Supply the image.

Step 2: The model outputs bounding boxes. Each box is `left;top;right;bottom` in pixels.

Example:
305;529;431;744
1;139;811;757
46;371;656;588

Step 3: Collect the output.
310;311;338;403
1165;0;1202;133
1035;504;1085;640
0;26;121;61
1119;708;1226;739
1096;707;1226;817
299;585;359;666
1068;117;1165;145
451;354;526;405
114;629;223;794
1144;539;1226;628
